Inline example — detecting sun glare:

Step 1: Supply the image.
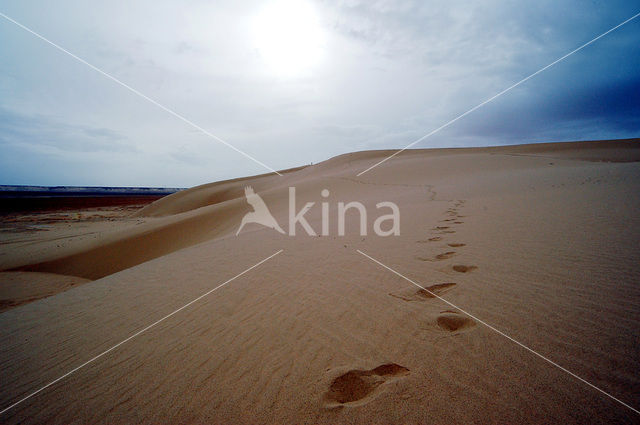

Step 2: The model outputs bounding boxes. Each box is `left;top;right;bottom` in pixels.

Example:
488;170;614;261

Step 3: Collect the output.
252;0;325;76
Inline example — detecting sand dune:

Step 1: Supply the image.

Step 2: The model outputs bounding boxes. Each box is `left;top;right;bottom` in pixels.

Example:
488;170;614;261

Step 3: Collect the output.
0;272;90;312
1;139;639;424
6;139;638;281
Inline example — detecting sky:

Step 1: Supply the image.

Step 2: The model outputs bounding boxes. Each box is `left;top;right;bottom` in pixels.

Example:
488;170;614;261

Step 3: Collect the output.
0;0;638;187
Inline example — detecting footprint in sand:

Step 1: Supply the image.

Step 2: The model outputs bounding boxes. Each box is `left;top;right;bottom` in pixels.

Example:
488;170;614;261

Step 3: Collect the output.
447;243;466;247
389;282;457;301
419;251;456;261
452;265;477;273
437;311;476;333
416;237;442;243
325;364;410;406
434;251;456;260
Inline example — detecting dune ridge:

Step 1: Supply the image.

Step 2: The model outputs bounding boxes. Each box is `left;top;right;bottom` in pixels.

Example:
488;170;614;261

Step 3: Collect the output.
3;139;638;281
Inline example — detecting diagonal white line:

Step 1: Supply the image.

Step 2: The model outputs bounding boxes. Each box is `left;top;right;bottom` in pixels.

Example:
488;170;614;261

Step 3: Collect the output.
0;12;283;177
357;11;640;176
357;249;640;415
0;249;283;416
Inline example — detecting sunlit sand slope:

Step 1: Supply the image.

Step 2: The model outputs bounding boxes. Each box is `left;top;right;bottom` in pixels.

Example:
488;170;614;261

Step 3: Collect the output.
0;139;639;424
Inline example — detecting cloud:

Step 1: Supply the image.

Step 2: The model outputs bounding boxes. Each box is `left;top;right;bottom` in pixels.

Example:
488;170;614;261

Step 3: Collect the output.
442;66;640;145
0;107;135;154
0;0;637;186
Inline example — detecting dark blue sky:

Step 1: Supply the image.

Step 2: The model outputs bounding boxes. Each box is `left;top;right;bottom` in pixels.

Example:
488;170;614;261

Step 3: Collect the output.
1;0;638;186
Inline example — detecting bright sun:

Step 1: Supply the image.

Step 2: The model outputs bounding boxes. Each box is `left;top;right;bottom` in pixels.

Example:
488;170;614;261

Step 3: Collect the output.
252;0;324;76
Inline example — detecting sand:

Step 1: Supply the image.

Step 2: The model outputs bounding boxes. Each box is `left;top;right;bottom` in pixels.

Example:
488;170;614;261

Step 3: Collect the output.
0;139;639;424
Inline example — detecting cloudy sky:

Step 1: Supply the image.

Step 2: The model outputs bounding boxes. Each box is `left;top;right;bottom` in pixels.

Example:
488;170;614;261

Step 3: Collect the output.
1;0;638;187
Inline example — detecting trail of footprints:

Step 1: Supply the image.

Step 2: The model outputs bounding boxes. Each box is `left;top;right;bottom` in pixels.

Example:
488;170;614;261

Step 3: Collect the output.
405;199;478;334
421;200;477;275
323;201;477;408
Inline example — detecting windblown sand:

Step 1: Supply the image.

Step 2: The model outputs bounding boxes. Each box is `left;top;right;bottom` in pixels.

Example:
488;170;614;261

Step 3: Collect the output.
1;140;639;424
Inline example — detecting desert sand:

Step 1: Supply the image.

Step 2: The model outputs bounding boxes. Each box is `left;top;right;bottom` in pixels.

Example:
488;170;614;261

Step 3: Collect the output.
1;139;639;424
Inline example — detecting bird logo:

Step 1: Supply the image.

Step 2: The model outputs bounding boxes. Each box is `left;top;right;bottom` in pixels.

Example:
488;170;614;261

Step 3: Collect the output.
236;186;285;236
